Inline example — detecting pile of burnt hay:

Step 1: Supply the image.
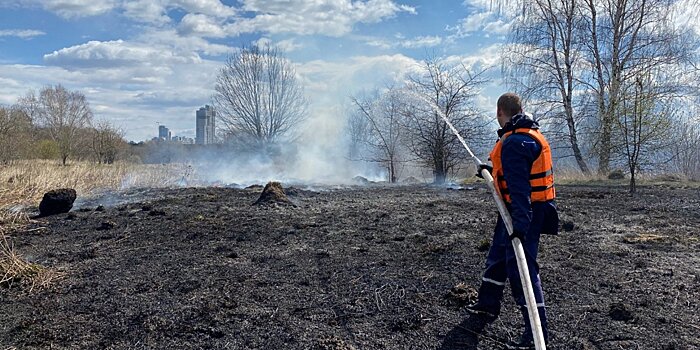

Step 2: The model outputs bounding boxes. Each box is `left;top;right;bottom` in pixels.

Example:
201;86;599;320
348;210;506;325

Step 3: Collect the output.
402;176;421;184
445;282;478;307
253;181;294;206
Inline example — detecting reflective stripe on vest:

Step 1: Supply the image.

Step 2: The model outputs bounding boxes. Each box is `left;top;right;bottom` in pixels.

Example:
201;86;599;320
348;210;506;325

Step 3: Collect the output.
488;128;556;203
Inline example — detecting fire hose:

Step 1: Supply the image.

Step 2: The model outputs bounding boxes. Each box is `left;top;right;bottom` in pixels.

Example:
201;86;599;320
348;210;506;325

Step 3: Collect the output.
477;164;547;350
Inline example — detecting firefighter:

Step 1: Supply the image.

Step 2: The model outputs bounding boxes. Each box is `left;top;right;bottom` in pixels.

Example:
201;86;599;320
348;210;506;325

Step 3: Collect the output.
467;92;559;349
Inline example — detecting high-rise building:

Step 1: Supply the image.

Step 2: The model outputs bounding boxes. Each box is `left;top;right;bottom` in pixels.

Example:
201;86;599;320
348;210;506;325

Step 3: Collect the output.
158;125;171;141
172;136;195;144
196;105;216;145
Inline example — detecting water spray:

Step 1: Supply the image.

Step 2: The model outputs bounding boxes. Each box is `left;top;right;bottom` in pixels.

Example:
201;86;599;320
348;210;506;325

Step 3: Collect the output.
404;90;547;350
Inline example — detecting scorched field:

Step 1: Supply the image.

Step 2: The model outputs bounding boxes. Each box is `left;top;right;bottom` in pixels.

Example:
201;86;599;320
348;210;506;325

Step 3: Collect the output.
1;183;699;349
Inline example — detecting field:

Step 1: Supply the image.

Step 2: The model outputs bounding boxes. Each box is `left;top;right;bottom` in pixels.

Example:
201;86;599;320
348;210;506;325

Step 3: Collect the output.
1;176;699;349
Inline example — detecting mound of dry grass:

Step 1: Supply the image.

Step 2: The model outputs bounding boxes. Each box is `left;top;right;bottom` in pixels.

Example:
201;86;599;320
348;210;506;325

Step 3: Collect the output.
254;181;293;206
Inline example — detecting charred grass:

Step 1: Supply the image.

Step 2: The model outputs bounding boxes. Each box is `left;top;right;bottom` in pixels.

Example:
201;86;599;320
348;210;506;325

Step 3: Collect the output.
0;183;699;349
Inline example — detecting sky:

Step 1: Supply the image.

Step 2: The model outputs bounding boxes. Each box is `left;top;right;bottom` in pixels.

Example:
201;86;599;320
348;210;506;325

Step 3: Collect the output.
0;0;513;142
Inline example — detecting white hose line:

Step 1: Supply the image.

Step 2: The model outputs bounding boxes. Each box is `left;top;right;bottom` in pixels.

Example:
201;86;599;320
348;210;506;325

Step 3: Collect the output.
481;168;547;350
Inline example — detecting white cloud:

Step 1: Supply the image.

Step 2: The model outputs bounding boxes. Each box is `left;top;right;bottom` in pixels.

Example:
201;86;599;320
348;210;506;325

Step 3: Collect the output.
460;12;491;33
451;0;515;38
0;29;46;39
121;0;171;25
483;20;510;36
178;13;227;37
37;0;116;18
0;0;504;144
297;54;420;112
254;37;303;52
366;39;392;49
137;29;232;56
12;0;234;24
10;0;414;39
364;35;442;49
275;39;303;52
43;39;202;69
441;44;502;70
400;35;442;48
226;0;416;37
171;0;235;17
123;0;235;25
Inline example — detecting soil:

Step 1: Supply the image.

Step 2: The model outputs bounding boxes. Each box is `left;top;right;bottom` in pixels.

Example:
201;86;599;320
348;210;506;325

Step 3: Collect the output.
1;183;699;349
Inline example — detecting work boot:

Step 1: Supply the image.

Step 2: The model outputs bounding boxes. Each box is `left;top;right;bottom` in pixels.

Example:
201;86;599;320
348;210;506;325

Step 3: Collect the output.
507;306;548;349
465;301;499;320
505;332;536;350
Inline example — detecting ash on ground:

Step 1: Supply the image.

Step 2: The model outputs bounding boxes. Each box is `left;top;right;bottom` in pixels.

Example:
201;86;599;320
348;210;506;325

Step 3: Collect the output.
2;184;699;350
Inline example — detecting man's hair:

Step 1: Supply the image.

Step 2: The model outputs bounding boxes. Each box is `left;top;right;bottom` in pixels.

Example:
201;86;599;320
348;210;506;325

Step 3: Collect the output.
497;93;522;117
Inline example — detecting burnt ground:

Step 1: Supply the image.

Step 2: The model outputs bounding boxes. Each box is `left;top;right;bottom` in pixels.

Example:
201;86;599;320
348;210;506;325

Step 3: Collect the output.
1;183;699;349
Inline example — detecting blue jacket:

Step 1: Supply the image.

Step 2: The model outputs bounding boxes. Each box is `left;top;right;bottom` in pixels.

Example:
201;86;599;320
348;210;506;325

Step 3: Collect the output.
497;114;559;236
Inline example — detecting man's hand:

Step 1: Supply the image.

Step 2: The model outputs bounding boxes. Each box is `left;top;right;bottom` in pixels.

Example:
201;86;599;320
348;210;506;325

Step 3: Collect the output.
475;164;493;179
509;230;525;241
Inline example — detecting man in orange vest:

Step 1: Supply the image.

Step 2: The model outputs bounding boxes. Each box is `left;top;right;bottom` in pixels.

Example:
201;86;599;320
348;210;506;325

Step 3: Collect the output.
466;93;559;349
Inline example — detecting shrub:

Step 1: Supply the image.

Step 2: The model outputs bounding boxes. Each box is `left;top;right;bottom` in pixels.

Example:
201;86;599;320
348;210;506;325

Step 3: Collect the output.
608;169;625;180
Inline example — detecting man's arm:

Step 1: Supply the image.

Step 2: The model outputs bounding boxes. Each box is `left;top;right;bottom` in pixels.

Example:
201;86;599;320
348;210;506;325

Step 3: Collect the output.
501;134;541;238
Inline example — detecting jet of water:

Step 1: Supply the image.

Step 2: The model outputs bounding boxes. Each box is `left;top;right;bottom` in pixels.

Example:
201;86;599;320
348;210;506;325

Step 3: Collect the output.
400;89;484;165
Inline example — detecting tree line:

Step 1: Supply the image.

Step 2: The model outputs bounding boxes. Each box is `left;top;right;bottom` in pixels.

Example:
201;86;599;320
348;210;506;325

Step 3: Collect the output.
503;0;700;191
210;34;700;188
0;85;126;165
342;0;700;189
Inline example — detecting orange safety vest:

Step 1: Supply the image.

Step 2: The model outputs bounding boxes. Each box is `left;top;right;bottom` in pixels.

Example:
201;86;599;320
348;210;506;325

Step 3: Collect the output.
489;128;556;203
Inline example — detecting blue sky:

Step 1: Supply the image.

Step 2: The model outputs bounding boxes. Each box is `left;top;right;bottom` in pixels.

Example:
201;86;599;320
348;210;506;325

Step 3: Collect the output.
0;0;511;142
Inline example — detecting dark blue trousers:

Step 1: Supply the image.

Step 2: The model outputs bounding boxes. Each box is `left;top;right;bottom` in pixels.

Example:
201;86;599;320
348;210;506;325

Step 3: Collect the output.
477;215;549;340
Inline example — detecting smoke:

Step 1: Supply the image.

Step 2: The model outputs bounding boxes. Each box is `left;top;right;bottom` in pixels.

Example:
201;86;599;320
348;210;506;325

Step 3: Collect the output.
123;52;494;187
136;121;389;187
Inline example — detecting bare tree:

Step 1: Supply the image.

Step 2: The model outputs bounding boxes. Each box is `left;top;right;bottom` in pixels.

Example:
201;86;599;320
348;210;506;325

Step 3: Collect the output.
672;117;700;181
346;104;371;162
0;105;33;163
580;0;696;175
505;0;592;174
20;85;93;165
213;44;307;149
403;57;490;184
91;120;125;164
615;74;675;193
350;87;406;183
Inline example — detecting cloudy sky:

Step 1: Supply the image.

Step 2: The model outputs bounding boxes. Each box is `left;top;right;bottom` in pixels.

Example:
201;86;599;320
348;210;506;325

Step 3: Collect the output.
0;0;510;142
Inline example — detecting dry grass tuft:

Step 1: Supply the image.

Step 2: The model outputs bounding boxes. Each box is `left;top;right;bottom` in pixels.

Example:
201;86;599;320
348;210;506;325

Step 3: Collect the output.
622;233;668;244
553;168;607;184
0;160;191;225
0;228;64;292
